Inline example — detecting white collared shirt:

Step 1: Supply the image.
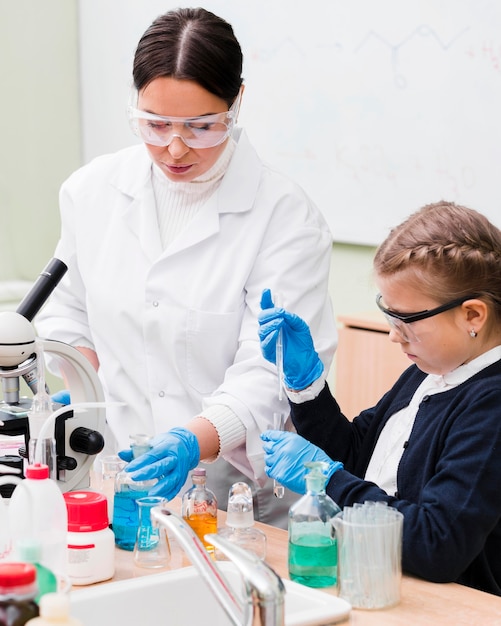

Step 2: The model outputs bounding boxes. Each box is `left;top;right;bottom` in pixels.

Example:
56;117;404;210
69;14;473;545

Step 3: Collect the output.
364;346;501;495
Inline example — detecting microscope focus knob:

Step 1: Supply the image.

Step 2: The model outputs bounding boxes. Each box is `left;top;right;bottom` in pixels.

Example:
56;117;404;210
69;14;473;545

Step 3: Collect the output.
69;427;105;455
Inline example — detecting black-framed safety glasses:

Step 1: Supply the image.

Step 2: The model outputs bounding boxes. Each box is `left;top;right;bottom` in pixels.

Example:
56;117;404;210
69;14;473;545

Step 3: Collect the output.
375;293;480;342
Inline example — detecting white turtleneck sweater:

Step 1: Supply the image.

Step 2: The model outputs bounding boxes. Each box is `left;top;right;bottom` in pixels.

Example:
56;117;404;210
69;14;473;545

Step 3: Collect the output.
152;138;236;249
150;138;246;461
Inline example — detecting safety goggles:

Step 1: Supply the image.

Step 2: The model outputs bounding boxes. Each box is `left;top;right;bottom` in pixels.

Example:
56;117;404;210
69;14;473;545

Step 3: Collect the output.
375;293;479;343
128;90;241;149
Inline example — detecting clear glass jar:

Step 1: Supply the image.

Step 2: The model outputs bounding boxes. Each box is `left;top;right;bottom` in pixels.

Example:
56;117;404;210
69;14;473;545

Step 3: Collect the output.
182;468;217;554
216;482;266;560
288;461;341;588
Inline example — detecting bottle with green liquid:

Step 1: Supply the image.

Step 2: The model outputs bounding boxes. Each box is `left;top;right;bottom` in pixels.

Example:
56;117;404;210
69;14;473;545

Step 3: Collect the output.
288;461;341;589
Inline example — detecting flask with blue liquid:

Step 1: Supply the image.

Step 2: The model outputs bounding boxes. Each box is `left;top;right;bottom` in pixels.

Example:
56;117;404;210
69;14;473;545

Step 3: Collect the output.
112;434;156;551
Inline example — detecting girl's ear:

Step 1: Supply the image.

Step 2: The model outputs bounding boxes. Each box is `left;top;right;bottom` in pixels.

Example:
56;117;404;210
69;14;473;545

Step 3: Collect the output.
462;299;488;333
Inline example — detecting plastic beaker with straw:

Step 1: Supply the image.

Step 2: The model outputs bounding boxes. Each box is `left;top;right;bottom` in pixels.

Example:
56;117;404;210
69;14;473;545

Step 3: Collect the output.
333;501;403;609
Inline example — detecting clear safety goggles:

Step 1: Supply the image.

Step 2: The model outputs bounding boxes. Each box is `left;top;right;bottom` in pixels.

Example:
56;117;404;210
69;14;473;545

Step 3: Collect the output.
128;89;241;149
376;292;479;343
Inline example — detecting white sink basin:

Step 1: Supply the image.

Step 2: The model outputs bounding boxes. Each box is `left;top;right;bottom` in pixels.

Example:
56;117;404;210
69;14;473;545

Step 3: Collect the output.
70;562;351;626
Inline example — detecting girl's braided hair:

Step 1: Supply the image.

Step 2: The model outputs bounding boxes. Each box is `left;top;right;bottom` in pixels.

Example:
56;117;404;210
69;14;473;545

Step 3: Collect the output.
374;201;501;324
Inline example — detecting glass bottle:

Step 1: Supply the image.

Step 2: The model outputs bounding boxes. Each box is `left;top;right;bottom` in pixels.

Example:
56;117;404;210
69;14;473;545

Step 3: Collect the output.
112;434;156;551
133;496;170;568
0;562;39;626
97;455;126;522
288;461;341;589
216;482;266;560
182;468;218;554
24;592;83;626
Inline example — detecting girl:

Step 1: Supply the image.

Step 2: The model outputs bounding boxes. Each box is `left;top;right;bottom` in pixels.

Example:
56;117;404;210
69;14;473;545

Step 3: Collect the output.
259;201;501;593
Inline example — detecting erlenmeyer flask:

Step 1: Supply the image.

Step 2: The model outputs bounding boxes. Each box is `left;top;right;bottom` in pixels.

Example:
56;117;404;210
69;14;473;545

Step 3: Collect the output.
133;496;170;568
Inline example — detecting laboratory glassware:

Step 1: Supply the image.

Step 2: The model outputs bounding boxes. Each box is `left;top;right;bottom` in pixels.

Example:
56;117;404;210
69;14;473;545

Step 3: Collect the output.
288;461;341;589
133;496;170;568
112;434;156;551
182;468;218;554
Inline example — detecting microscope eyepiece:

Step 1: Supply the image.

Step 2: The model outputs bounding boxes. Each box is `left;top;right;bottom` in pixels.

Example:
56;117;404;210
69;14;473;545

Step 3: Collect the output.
16;258;68;322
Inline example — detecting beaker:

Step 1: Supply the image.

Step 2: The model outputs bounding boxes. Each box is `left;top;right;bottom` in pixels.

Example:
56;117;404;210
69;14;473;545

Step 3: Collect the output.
133;496;170;568
333;504;403;609
97;455;126;519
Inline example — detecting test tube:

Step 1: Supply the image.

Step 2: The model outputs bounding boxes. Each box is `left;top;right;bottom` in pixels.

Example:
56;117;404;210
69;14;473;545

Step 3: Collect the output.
272;412;285;499
274;292;284;402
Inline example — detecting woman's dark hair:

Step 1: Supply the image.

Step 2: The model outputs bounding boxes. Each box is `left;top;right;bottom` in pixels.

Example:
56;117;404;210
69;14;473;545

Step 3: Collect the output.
133;7;243;106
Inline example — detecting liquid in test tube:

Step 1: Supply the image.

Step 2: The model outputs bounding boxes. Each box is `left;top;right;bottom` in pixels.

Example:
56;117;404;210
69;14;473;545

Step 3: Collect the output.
273;412;285;498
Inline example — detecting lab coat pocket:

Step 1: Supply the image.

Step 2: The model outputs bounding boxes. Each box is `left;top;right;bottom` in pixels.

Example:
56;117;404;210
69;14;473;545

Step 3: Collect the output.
186;309;240;395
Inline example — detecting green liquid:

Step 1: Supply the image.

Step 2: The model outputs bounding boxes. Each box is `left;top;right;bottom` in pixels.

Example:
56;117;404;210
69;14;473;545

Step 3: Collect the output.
288;534;338;588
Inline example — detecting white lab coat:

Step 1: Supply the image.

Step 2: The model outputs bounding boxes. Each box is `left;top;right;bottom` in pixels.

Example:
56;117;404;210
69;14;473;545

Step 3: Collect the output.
36;128;336;495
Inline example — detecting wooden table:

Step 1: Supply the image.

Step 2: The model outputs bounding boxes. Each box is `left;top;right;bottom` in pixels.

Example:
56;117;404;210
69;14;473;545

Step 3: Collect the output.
82;497;501;625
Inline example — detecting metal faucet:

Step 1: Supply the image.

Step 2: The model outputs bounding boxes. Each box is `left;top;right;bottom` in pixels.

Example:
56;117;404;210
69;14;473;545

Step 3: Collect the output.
150;506;285;626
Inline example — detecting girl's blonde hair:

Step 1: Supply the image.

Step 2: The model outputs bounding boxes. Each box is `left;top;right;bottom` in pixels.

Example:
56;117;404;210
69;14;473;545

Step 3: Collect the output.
374;201;501;324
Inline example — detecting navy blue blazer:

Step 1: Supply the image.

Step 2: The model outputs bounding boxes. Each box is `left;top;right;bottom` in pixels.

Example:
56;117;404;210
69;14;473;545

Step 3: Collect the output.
290;360;501;595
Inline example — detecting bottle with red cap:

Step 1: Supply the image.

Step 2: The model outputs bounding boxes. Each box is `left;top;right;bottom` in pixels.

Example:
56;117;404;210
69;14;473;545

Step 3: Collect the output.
0;562;39;625
63;491;115;585
8;464;68;590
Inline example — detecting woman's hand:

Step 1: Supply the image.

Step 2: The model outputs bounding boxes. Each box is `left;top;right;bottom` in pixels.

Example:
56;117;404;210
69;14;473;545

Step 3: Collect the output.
118;427;200;500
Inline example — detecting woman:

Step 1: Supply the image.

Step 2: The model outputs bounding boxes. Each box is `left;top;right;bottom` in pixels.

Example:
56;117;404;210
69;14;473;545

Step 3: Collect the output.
36;8;336;526
259;201;501;592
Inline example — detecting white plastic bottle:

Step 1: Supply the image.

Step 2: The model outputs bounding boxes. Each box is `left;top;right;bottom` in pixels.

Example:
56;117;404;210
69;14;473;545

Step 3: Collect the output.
25;592;83;626
8;463;68;586
63;491;115;585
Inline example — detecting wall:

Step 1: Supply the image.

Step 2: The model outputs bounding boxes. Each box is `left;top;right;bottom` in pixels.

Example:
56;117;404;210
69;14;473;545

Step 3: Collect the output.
78;0;501;245
0;0;81;285
0;1;385;331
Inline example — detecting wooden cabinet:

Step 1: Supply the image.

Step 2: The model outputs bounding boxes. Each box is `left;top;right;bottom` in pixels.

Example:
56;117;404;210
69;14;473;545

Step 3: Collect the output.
334;312;410;420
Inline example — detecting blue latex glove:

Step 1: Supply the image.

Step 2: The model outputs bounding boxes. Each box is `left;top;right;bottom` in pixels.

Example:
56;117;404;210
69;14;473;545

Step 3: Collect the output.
261;430;343;494
118;427;200;500
51;389;71;405
258;288;324;390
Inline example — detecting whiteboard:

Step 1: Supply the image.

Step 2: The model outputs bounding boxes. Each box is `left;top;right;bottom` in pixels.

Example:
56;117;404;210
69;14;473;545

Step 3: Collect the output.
78;0;501;245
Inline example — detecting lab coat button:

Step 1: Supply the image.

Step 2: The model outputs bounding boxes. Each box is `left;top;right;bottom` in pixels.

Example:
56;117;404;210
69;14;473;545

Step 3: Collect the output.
153;301;159;307
158;390;165;397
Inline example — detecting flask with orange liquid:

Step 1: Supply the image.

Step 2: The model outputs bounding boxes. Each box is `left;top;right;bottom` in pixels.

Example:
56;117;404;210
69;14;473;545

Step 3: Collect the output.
181;468;217;554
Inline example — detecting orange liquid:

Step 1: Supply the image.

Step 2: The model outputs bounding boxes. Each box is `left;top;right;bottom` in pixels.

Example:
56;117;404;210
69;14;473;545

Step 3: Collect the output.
184;513;218;552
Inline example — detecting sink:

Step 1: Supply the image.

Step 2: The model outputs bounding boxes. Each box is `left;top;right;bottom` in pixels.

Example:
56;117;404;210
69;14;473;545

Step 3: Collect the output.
69;562;351;626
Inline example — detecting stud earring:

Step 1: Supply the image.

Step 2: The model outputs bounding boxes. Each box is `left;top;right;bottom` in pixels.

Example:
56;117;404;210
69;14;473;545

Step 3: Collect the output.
469;329;477;338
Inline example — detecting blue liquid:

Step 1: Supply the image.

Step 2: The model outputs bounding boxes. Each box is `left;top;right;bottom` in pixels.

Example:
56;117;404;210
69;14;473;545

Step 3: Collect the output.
112;489;150;551
288;535;338;588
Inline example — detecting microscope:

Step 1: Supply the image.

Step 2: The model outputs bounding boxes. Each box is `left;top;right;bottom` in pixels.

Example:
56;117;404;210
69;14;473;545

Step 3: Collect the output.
0;259;106;495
